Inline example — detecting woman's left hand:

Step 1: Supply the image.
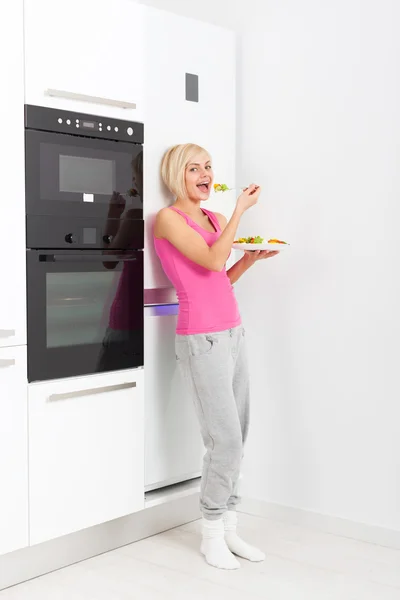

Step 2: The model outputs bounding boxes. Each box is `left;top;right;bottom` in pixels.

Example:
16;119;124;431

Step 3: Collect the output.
243;249;280;265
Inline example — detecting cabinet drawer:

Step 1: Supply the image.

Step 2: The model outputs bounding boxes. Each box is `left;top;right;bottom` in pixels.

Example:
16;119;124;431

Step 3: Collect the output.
0;346;29;556
29;368;144;545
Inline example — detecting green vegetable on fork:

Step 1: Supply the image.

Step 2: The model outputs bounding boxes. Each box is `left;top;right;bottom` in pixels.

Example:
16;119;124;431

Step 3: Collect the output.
213;183;230;192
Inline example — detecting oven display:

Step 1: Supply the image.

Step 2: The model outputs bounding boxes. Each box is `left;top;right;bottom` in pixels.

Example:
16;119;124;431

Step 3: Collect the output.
82;121;95;129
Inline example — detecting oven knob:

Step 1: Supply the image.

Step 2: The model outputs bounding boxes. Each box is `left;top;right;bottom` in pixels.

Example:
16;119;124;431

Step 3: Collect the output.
127;127;133;136
103;235;112;244
65;233;76;244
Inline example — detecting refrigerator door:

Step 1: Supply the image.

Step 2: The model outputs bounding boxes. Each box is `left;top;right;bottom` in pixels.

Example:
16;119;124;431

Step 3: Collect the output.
144;302;203;491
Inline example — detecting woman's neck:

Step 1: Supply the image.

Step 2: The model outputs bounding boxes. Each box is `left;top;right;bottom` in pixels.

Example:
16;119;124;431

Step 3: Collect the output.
174;198;203;217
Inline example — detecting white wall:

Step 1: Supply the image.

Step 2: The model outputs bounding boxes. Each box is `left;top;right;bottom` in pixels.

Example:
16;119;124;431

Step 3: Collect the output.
138;0;240;29
236;0;400;532
139;0;400;533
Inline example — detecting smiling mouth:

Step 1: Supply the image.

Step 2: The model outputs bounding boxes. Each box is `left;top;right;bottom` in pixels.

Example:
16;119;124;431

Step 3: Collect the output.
197;182;210;193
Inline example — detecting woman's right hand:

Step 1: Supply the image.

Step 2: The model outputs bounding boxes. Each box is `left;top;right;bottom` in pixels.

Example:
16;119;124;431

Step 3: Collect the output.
236;184;261;214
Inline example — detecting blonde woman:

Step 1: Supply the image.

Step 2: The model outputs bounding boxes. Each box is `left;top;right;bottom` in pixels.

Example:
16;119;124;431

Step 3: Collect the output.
154;144;278;570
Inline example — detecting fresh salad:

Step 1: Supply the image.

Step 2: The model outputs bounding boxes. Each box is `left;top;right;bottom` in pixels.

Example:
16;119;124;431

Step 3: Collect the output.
268;238;288;245
213;183;230;192
234;236;288;245
234;236;265;244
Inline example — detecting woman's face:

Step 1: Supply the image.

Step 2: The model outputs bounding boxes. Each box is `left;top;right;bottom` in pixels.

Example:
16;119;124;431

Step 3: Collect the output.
185;152;213;202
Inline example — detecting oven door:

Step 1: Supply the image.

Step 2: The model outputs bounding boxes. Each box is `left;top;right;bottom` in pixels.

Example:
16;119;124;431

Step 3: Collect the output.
25;130;143;220
26;250;143;382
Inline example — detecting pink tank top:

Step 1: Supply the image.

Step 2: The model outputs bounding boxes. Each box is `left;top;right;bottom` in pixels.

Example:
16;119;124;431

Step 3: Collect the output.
154;207;241;335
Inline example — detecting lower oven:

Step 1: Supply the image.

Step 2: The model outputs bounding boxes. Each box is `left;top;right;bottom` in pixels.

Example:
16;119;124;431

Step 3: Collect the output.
26;248;143;383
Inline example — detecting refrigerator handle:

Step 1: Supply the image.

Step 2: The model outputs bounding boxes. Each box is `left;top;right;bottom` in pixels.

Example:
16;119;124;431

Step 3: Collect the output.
144;304;179;317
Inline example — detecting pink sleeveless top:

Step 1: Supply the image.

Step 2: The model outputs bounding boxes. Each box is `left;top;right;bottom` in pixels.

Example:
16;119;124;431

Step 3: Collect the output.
154;207;241;335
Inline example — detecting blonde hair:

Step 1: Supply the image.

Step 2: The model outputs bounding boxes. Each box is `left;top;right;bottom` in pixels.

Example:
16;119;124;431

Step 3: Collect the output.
161;143;211;200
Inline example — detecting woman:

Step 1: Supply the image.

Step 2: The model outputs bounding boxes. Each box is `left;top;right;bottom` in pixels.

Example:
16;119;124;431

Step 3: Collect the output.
154;143;278;570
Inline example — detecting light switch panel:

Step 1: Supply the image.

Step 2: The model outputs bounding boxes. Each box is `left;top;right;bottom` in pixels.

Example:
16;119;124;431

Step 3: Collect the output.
185;73;199;102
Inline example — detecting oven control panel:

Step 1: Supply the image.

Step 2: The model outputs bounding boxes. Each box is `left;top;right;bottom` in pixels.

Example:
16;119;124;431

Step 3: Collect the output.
25;105;144;144
27;215;144;251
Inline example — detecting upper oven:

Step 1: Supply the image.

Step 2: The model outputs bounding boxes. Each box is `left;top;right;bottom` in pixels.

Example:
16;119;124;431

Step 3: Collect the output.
24;105;143;220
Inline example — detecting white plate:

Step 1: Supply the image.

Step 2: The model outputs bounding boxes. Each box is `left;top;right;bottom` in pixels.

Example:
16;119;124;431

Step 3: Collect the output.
232;242;288;251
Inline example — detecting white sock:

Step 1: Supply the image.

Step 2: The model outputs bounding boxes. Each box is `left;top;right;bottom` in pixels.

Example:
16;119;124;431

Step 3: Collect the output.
223;511;265;562
201;517;240;570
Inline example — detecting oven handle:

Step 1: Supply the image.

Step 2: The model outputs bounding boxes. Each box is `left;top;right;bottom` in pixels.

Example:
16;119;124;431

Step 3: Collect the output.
45;88;137;110
48;381;136;401
0;358;16;368
40;254;140;263
0;329;15;338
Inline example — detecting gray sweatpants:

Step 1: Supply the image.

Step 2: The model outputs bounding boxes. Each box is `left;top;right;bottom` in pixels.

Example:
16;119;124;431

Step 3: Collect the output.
175;325;250;520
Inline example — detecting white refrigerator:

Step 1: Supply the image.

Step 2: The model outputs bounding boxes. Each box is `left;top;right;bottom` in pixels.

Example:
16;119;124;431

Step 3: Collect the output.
143;9;236;491
144;290;203;491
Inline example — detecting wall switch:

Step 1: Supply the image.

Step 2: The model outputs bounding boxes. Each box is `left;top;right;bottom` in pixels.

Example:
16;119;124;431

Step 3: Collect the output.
185;73;199;102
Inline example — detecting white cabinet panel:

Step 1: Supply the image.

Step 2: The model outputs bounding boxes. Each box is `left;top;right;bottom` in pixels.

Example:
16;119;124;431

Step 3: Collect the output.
144;9;237;289
0;346;29;556
0;0;26;347
144;305;202;491
29;368;144;545
24;0;144;122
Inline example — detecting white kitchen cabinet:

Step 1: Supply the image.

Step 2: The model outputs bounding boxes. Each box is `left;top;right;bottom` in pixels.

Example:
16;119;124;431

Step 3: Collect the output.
24;0;144;122
144;8;237;290
144;305;202;491
0;0;27;348
28;368;144;545
0;346;29;556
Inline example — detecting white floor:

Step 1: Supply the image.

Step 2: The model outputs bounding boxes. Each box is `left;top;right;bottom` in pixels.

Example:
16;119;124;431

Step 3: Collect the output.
1;512;400;599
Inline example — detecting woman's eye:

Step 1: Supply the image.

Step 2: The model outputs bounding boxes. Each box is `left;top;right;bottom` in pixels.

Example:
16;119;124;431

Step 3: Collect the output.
206;165;212;170
190;167;198;172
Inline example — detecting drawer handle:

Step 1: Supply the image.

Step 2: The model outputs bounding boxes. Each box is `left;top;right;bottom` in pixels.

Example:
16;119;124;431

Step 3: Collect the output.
144;304;179;317
48;381;136;401
0;329;15;338
45;89;137;110
0;359;16;368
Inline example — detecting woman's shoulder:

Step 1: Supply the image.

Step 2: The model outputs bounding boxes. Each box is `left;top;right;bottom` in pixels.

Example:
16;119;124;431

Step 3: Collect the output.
155;206;187;224
154;206;187;239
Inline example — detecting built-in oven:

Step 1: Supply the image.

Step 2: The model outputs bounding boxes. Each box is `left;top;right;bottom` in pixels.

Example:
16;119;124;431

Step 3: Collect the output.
25;106;144;383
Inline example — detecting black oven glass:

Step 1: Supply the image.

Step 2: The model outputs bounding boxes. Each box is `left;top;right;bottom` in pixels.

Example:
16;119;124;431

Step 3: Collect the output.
26;131;143;219
27;250;144;382
46;271;117;348
58;153;115;195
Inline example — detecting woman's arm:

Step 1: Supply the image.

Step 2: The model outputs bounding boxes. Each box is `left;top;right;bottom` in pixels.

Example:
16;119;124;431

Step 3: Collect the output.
154;185;261;272
227;250;280;284
226;256;252;284
102;192;125;269
103;192;125;240
214;212;279;284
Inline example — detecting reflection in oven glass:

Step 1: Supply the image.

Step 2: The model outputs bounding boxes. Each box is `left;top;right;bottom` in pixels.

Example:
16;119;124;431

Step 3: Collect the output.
95;153;144;373
46;272;119;348
95;256;143;373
